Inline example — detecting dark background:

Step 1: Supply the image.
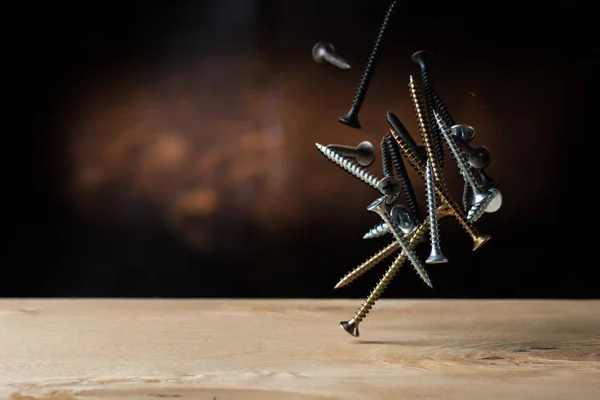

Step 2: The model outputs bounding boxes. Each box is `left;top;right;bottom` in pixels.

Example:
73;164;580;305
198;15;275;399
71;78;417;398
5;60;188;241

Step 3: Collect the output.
8;1;598;298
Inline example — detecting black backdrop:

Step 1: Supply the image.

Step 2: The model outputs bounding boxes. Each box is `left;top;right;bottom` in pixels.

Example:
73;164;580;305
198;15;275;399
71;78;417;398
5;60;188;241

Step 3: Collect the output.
8;0;598;298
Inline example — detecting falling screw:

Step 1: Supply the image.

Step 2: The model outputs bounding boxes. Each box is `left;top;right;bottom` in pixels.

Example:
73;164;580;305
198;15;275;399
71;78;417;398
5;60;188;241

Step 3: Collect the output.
409;75;444;182
311;41;352;70
411;50;445;166
425;160;448;264
387;121;491;251
378;135;402;204
434;112;491;205
335;241;398;290
451;124;476;143
315;143;380;189
326;141;376;167
386;135;423;223
339;0;397;129
367;196;432;288
451;132;492;170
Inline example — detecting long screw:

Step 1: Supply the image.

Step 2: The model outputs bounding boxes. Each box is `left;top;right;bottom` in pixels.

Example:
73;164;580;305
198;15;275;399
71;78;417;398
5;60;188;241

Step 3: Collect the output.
409;75;443;182
339;0;397;129
387;114;490;251
411;50;445;166
367;196;432;288
425;160;448;264
386;136;422;222
312;41;352;70
315;143;380;189
433;112;490;205
326;141;376;167
378;135;402;204
339;218;431;337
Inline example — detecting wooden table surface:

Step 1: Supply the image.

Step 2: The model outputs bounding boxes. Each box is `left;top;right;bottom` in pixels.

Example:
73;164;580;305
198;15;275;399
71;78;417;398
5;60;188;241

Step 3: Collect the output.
1;299;599;400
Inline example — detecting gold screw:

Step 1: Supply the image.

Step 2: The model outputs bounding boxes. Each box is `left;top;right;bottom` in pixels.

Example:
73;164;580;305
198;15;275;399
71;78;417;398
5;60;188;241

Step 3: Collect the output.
409;75;444;182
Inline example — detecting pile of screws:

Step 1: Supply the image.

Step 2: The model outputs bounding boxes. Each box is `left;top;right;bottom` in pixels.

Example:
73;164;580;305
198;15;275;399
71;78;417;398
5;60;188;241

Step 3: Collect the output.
311;0;503;338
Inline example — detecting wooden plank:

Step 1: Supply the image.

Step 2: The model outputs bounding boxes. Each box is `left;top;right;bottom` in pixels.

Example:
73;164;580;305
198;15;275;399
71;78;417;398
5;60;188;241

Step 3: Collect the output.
1;299;599;400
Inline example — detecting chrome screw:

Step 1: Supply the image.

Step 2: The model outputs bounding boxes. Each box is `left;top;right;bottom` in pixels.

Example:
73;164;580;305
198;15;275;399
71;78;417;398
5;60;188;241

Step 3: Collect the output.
326;141;376;167
425;160;448;264
315;143;380;189
312;41;351;70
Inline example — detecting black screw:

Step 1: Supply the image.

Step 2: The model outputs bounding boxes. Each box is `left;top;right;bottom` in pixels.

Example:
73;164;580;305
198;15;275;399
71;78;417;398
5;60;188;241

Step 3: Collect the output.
411;50;446;167
386;135;422;223
378;135;402;203
339;0;397;129
453;137;492;170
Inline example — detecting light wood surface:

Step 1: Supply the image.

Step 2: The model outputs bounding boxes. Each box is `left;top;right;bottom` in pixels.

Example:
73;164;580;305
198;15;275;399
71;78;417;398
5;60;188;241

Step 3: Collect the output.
1;299;599;400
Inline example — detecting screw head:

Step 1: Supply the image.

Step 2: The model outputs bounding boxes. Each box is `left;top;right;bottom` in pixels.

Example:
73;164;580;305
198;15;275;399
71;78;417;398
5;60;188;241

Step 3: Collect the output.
355;141;376;167
484;188;503;213
367;196;387;214
411;50;433;69
469;146;492;169
390;205;414;234
312;41;335;64
377;177;402;204
451;124;476;143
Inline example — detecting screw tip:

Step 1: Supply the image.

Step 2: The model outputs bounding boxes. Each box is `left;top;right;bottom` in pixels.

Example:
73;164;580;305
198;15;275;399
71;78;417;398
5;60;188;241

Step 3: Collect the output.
334;280;345;290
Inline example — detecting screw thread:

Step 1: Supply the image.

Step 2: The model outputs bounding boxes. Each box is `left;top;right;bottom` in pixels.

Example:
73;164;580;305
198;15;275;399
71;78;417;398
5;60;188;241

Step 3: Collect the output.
389;129;485;244
433;88;457;127
380;136;394;177
467;194;493;221
462;182;473;211
315;143;379;189
351;219;430;323
323;52;351;70
418;68;446;167
409;75;443;182
434;114;481;191
425;161;443;255
335;240;399;289
326;144;358;158
363;222;389;239
380;211;431;288
347;0;397;113
386;136;422;222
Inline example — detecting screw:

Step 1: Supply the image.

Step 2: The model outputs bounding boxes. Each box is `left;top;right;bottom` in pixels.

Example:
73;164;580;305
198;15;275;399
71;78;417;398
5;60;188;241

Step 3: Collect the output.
378;135;402;204
367;196;432;288
386;135;423;223
425;160;448;264
326;141;376;167
339;205;455;336
411;50;445;167
484;187;503;213
463;182;473;211
339;0;397;129
467;193;494;221
388;125;491;251
315;143;380;189
311;41;351;70
409;75;444;183
434;112;491;205
363;204;415;239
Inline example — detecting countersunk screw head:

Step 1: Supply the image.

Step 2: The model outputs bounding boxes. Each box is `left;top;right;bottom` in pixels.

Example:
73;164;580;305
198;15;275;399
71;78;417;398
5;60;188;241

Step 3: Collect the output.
377;177;402;204
451;124;476;143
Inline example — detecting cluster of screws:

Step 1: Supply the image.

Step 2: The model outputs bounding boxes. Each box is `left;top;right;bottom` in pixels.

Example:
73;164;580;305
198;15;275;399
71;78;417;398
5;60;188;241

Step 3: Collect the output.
311;2;503;338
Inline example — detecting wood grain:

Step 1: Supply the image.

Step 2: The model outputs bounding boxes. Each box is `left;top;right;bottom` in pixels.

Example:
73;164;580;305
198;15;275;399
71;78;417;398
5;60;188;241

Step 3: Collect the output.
1;299;599;400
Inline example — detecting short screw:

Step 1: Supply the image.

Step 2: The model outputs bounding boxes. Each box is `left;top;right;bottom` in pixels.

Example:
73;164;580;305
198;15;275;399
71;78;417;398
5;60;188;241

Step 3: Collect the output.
425;160;448;264
434;112;491;205
339;0;397;129
326;141;376;167
315;143;380;190
311;41;351;70
367;196;432;288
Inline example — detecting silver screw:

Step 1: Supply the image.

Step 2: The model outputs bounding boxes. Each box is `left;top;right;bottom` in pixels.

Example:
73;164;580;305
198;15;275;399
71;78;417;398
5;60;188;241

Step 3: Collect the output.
367;196;432;288
450;124;476;143
425;160;448;264
312;41;351;70
363;204;414;239
315;143;380;189
326;141;376;167
433;111;490;205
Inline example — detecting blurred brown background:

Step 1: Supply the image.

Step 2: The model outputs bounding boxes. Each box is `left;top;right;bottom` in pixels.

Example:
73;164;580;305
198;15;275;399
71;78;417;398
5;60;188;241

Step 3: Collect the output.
7;0;598;298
